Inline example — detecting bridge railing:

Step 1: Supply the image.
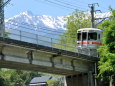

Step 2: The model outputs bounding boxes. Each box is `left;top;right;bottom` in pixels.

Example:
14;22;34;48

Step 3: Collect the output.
5;27;78;53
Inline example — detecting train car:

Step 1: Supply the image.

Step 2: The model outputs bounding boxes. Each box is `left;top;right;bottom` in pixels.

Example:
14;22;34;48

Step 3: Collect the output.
77;28;103;57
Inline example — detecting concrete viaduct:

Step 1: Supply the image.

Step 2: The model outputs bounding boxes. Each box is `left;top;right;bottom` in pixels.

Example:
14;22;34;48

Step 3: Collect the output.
0;0;99;85
0;37;99;86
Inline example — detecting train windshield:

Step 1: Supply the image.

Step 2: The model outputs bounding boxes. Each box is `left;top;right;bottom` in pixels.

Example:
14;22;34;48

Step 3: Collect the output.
77;33;81;41
77;32;87;41
88;32;97;40
82;32;87;40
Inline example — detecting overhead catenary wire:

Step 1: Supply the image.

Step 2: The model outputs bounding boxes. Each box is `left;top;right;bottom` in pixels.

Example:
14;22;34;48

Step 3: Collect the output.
54;0;87;11
44;0;77;10
58;0;90;10
0;0;11;9
35;0;89;12
70;0;109;13
95;12;111;26
70;0;89;5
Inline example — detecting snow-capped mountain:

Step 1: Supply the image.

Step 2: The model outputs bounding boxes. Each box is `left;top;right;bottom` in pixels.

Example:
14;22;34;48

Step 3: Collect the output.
5;11;111;47
5;11;67;46
5;11;66;30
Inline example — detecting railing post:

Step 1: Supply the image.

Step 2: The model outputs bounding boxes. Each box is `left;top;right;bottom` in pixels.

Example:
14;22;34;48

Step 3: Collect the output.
20;30;21;41
36;34;38;45
51;38;53;48
61;38;63;50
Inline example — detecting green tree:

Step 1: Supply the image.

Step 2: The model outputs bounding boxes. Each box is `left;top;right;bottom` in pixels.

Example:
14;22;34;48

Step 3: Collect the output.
54;11;91;52
0;69;43;86
98;8;115;86
0;69;15;86
0;76;5;86
65;11;91;40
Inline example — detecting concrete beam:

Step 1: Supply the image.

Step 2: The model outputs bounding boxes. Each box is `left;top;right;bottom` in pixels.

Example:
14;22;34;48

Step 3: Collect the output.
0;40;95;75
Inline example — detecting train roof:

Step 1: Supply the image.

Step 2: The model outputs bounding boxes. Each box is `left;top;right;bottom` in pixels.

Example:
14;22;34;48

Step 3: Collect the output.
77;28;103;32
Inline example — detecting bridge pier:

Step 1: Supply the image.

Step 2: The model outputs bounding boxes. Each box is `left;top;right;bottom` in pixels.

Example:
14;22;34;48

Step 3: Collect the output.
65;72;95;86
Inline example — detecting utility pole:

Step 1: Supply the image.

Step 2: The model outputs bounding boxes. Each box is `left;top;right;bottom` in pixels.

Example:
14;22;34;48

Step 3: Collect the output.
0;0;11;38
88;3;99;28
0;0;5;38
88;4;100;86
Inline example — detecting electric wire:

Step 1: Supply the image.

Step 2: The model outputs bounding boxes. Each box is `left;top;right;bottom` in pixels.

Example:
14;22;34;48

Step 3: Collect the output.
44;0;76;10
35;0;90;12
0;0;11;9
54;0;87;11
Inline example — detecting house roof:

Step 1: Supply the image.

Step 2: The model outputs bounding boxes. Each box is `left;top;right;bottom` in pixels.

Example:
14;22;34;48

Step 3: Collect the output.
30;76;57;84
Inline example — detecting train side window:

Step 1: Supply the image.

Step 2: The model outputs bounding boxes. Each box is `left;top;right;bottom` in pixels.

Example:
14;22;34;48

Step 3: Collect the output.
77;33;81;41
82;32;87;40
98;34;100;40
88;32;97;40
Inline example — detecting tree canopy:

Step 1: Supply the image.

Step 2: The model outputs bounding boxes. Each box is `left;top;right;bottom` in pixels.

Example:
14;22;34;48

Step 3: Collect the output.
0;69;42;86
64;11;91;42
0;69;62;86
98;8;115;86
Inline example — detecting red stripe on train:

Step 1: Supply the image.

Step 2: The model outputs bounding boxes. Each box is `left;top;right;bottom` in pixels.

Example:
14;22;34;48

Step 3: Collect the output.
77;42;103;45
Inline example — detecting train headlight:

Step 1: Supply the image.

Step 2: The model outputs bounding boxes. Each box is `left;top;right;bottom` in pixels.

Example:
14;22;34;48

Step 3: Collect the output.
89;42;92;44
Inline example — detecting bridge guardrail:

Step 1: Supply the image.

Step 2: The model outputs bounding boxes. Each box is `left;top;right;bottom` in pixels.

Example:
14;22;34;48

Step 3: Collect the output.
5;27;78;53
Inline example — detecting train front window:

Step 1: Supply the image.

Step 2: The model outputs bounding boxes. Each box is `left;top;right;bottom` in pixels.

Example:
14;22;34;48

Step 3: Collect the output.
77;33;81;41
88;32;97;40
82;32;87;40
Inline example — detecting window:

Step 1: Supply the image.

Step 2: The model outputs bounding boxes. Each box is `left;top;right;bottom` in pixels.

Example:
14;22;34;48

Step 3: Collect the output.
98;34;100;40
88;32;97;40
77;33;81;41
82;32;87;40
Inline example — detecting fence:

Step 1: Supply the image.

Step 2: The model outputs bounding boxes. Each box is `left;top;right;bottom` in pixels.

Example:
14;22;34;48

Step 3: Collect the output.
5;27;78;53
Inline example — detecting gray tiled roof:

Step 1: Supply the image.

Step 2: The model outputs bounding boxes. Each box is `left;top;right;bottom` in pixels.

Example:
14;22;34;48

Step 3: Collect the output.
30;76;57;84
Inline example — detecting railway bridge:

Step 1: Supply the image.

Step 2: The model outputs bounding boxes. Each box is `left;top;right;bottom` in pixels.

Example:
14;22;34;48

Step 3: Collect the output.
0;33;99;86
0;0;99;85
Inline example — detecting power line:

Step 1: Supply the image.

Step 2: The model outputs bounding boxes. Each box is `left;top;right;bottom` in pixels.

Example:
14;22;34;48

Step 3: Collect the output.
54;0;87;11
95;12;110;26
71;0;89;5
36;0;88;12
44;0;76;10
0;0;11;9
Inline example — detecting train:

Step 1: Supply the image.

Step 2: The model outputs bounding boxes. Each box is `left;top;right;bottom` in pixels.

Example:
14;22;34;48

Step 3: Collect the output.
77;28;103;57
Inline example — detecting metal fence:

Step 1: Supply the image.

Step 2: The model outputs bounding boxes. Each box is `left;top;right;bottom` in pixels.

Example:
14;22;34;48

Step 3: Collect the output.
5;27;78;53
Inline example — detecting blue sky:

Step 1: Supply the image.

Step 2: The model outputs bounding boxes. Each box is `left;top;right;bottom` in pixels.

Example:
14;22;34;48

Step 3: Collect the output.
5;0;115;18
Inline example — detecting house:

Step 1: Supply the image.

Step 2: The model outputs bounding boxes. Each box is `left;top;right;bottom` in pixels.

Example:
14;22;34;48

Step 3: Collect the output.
29;76;58;86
